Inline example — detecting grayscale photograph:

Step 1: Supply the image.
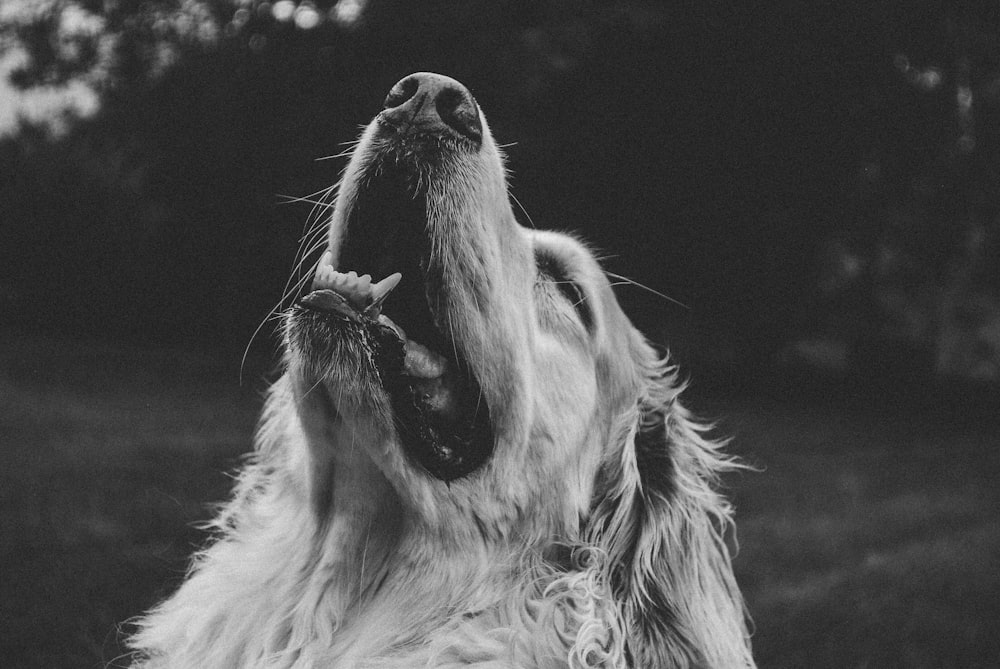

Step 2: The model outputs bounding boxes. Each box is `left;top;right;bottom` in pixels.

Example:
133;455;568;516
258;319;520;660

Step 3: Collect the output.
1;1;998;667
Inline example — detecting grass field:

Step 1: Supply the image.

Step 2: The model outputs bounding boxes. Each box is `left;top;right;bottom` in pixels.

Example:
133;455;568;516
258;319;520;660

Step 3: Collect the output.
1;334;998;668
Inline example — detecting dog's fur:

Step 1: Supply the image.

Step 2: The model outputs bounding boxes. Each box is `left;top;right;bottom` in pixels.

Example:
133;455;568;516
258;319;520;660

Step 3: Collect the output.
129;75;754;668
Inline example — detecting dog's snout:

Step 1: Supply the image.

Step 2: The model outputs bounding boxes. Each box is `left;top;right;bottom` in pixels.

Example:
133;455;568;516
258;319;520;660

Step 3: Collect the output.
381;72;482;143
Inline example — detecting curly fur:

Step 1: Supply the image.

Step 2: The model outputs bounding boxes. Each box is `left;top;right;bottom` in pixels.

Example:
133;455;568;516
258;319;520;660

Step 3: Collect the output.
128;74;754;668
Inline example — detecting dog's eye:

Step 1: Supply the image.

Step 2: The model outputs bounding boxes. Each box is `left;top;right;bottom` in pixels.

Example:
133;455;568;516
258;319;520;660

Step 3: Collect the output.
535;251;593;330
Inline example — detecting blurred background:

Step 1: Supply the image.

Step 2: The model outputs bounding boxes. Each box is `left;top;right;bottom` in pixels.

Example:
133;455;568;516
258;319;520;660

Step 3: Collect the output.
1;1;998;667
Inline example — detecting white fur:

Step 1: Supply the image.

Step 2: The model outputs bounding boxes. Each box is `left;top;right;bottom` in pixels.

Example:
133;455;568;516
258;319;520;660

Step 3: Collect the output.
129;92;755;668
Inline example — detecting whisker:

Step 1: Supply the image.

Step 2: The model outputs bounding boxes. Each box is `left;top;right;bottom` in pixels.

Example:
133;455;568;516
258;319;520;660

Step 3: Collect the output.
315;148;357;161
295;225;330;261
606;272;690;310
287;188;334;285
278;229;325;316
240;311;280;385
314;137;362;162
277;195;336;208
276;183;337;204
295;228;331;254
241;185;334;384
240;279;313;384
285;258;322;303
509;191;535;229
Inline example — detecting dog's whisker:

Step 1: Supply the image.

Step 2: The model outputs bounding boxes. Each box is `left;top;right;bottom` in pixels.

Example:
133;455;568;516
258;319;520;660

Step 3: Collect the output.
278;195;336;208
509;191;536;229
606;272;690;310
315;142;360;161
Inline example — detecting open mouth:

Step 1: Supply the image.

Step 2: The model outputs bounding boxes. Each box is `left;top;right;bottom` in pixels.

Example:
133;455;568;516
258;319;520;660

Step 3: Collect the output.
296;162;494;482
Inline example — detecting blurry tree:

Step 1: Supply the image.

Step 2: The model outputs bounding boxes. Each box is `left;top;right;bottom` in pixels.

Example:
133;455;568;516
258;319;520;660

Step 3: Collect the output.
818;3;1000;382
4;0;997;383
0;0;716;351
0;0;606;343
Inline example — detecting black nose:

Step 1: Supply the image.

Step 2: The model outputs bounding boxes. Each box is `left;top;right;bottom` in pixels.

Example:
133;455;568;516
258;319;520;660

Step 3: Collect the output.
380;72;482;143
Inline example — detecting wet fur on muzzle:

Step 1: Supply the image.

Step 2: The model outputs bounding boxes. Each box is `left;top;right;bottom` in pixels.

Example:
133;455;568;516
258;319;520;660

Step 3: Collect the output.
127;76;755;669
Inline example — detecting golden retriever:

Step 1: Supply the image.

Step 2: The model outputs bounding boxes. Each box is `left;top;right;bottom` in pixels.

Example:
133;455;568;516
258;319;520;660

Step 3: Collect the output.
129;72;754;668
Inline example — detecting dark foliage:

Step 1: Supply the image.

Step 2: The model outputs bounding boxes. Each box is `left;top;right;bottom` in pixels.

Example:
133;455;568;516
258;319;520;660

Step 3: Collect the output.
2;1;998;381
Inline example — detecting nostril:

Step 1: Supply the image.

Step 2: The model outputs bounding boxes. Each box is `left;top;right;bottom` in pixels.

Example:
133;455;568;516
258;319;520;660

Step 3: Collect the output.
380;72;483;144
436;87;482;142
384;76;419;110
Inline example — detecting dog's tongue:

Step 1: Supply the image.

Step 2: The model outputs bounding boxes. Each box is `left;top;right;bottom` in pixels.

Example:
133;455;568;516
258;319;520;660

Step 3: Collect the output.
403;340;448;378
311;261;447;381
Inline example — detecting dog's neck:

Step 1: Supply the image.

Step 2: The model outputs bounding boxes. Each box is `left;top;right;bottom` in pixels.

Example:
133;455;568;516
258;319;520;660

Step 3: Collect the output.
295;391;518;661
314;487;529;665
223;373;609;668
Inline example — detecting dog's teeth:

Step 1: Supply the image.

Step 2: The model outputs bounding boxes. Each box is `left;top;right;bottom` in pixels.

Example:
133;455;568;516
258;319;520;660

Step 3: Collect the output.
310;250;340;291
364;273;403;318
311;267;400;314
356;274;371;294
314;269;335;288
370;273;402;303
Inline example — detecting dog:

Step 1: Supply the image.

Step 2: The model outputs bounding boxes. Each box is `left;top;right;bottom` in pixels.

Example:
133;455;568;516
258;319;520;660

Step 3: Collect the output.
129;72;755;668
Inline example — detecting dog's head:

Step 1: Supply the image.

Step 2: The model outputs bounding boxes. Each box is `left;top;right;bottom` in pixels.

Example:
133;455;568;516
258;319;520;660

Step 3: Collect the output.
284;73;751;666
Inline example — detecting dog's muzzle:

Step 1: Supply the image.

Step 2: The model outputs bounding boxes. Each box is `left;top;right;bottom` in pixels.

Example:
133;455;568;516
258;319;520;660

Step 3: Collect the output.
293;73;494;483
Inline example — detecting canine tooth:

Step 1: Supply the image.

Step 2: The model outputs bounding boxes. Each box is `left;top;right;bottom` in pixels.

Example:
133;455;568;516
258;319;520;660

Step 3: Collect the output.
364;273;403;318
370;273;402;304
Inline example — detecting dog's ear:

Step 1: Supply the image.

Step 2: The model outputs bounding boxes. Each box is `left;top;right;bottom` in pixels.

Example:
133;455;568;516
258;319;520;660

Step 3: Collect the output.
586;351;754;667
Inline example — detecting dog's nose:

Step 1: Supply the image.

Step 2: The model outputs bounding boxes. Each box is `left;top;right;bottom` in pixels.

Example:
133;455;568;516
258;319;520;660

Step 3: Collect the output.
381;72;482;143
